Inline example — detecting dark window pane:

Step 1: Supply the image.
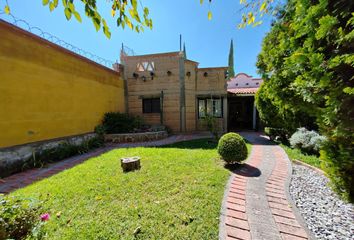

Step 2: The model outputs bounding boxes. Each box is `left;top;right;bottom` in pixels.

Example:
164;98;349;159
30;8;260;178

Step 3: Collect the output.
143;99;151;113
151;98;160;113
143;98;160;113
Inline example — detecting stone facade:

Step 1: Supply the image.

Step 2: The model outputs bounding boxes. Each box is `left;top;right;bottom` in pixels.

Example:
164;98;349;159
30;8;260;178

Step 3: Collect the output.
121;51;229;133
104;131;168;143
0;133;96;178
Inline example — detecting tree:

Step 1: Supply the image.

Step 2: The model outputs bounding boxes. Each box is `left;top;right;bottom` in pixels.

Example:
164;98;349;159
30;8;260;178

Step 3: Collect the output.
4;0;279;38
228;39;235;78
256;0;354;201
4;0;153;39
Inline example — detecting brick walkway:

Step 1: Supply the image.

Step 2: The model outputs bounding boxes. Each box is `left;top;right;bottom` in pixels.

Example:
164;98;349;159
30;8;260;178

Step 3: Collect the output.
0;133;211;193
220;132;313;240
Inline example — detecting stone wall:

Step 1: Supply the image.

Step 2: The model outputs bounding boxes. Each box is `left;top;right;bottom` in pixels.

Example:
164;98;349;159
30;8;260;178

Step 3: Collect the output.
0;133;97;178
104;131;168;143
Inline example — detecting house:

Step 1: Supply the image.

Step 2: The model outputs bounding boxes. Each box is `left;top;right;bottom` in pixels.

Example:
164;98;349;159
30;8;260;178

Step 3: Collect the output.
120;50;262;133
227;73;263;131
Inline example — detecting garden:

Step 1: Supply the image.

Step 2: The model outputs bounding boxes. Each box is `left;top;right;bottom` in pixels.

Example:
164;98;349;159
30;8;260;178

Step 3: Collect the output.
1;136;251;239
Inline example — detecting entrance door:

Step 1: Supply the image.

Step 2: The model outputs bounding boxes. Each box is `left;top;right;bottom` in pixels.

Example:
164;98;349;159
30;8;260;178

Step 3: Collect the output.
228;96;254;131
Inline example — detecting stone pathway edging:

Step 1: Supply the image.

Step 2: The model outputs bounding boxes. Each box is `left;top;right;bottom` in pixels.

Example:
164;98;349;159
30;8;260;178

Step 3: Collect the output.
0;133;211;193
292;159;325;175
281;149;315;240
220;133;313;240
219;169;237;240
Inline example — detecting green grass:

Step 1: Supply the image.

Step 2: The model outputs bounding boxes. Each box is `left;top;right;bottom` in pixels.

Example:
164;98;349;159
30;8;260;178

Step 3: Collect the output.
281;144;322;169
10;139;251;239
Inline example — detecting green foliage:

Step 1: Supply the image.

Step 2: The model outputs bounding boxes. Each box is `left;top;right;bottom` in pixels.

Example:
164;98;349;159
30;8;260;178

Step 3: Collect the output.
217;133;248;163
39;0;153;38
0;195;45;239
27;136;104;169
289;128;327;155
10;139;230;239
264;127;288;142
256;0;354;201
321;141;354;202
101;112;144;134
203;114;219;141
94;124;106;137
228;39;235;78
281;144;322;169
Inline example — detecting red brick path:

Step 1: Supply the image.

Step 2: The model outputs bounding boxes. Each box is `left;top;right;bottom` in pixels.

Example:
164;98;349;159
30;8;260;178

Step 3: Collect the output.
221;134;310;240
267;148;309;240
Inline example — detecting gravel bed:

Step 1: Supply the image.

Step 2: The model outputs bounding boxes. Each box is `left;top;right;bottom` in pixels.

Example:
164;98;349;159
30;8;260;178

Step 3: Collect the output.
290;164;354;240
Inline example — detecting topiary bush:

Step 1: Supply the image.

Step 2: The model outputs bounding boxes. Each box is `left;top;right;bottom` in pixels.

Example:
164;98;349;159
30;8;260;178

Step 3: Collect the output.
289;128;326;155
217;133;248;164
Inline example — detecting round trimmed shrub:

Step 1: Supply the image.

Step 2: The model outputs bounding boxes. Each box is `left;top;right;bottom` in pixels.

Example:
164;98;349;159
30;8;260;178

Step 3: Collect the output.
217;133;248;163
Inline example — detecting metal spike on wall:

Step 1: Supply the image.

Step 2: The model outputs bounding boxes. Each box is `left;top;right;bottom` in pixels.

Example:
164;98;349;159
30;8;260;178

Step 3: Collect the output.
0;12;118;69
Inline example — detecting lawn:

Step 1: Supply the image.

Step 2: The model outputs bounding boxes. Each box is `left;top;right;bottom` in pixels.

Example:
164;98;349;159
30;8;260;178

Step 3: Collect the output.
10;139;251;239
281;144;322;169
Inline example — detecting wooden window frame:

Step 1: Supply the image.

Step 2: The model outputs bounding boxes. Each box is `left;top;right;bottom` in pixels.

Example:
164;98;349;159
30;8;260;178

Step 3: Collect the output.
198;97;223;119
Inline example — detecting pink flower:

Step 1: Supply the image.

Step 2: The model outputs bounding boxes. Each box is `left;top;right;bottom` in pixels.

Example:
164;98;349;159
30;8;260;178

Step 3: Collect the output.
40;213;50;221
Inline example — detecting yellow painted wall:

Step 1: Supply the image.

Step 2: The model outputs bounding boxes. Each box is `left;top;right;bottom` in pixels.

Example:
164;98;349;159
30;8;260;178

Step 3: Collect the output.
0;21;125;148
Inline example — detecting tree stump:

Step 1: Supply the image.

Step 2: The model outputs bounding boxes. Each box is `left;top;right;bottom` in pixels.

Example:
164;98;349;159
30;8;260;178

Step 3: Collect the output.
121;156;141;172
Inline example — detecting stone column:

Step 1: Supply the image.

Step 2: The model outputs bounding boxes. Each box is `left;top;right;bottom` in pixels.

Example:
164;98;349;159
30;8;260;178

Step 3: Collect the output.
252;99;257;130
223;97;228;132
179;51;186;132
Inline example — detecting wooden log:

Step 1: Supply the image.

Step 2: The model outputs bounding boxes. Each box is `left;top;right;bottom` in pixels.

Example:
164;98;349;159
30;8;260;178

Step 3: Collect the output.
121;156;141;172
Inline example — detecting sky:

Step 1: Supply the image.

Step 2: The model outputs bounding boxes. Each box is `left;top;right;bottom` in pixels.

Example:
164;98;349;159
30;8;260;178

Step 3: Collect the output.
0;0;272;77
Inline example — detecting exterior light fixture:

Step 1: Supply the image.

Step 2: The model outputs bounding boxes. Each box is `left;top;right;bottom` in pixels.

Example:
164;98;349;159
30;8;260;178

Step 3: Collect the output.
186;71;191;77
203;72;208;77
150;71;155;80
133;73;139;79
167;70;172;76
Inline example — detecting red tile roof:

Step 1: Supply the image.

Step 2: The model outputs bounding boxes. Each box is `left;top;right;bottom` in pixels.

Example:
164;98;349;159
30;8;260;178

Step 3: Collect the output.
227;87;259;95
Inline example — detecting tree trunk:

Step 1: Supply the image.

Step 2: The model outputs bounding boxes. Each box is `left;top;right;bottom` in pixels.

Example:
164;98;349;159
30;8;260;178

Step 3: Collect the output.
121;157;141;172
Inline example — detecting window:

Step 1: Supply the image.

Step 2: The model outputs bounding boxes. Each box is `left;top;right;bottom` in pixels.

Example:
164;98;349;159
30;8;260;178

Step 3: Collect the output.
142;98;160;113
136;61;155;72
198;98;223;118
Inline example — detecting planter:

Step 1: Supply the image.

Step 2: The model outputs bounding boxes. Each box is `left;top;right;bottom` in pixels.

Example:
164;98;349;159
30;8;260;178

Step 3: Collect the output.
104;131;168;143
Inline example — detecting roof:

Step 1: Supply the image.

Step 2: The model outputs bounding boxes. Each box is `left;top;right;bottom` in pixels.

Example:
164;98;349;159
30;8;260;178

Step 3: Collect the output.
122;51;180;59
198;67;228;71
233;73;253;78
185;59;199;65
227;87;259;95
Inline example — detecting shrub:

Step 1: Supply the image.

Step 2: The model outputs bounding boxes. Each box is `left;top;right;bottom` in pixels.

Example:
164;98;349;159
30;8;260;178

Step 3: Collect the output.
204;114;219;141
255;0;354;201
102;112;144;134
94;124;106;137
321;141;354;202
26;136;104;169
217;133;247;163
0;195;45;239
264;127;288;142
289;128;326;155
